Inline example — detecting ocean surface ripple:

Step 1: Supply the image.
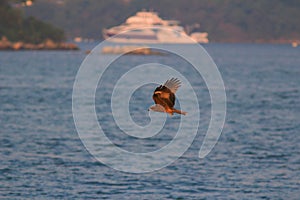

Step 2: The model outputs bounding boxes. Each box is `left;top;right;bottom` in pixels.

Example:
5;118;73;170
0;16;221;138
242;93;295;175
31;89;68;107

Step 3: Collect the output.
0;44;299;199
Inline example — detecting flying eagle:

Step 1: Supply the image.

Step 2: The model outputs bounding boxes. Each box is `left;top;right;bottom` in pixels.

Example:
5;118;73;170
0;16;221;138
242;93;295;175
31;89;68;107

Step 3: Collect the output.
148;78;187;115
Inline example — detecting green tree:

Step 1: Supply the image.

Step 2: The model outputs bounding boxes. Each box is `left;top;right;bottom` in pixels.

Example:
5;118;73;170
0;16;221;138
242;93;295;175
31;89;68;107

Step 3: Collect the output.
0;0;65;43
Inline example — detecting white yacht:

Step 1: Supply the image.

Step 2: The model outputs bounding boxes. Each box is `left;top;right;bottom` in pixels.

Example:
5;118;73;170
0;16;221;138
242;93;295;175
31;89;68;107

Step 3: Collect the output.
103;11;208;44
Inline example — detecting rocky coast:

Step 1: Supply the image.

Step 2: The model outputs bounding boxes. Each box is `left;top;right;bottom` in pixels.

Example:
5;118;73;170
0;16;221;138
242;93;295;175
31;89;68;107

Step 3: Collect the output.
0;37;79;51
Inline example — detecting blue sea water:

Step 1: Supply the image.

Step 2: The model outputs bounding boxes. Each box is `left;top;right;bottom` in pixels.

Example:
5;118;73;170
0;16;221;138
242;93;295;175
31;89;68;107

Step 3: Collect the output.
0;43;300;199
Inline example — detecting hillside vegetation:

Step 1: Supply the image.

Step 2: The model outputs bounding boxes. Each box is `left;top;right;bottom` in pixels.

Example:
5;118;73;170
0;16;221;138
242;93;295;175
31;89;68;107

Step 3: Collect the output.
0;0;65;44
25;0;300;43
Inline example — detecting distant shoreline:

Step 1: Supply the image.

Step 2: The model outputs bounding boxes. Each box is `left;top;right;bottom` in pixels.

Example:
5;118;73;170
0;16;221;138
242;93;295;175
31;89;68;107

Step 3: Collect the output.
210;39;300;45
0;37;79;51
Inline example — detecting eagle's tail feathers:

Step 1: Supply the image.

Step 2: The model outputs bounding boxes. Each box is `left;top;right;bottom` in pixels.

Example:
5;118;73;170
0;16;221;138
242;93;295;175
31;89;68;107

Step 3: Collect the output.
173;109;187;115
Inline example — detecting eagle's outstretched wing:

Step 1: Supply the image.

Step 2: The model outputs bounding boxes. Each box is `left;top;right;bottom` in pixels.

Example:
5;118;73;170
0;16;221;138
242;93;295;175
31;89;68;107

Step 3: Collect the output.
163;78;181;94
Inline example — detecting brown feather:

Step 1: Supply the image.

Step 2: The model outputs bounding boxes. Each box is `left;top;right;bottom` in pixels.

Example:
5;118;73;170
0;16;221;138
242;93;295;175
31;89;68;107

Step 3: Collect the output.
151;78;187;115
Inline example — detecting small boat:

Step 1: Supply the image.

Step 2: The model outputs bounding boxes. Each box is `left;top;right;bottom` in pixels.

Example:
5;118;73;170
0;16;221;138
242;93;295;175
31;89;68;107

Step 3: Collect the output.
103;10;208;44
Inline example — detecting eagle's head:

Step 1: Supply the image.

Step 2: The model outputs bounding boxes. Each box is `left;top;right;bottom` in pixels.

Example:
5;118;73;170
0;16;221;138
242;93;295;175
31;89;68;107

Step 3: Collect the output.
148;104;166;113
